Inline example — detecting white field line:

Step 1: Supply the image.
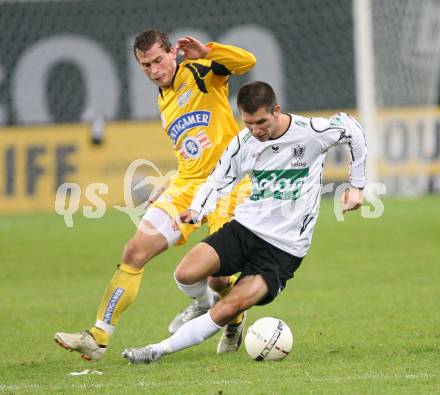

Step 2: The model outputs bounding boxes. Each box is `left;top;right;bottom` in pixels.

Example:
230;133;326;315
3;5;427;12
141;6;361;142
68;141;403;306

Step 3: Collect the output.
0;379;251;392
314;372;436;383
0;373;437;392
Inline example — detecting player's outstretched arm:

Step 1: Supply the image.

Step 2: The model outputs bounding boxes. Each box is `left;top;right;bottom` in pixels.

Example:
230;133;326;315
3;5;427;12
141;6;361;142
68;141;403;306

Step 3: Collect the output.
204;42;256;75
176;36;255;75
341;186;364;214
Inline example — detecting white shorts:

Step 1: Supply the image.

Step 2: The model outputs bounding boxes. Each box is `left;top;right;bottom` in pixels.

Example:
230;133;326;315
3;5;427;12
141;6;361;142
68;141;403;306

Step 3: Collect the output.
139;207;181;247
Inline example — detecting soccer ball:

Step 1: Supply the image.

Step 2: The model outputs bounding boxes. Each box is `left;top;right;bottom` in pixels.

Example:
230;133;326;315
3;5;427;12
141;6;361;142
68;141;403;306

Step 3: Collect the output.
244;317;293;361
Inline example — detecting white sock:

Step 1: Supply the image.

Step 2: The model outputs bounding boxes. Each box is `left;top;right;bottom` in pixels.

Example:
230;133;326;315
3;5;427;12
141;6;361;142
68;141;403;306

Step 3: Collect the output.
94;320;115;335
154;312;222;356
174;274;217;309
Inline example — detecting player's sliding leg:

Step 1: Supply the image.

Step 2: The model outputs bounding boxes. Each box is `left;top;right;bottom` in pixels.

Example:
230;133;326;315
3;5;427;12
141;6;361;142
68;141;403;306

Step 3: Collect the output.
54;208;179;361
166;212;231;335
166;181;249;344
168;276;235;334
123;241;223;363
167;275;244;339
209;180;250;352
122;275;268;364
123;312;222;363
167;226;232;334
167;283;219;334
168;244;223;333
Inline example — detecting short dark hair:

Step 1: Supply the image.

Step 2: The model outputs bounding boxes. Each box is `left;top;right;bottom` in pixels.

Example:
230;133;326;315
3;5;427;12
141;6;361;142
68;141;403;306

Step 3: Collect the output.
133;29;172;61
237;81;277;114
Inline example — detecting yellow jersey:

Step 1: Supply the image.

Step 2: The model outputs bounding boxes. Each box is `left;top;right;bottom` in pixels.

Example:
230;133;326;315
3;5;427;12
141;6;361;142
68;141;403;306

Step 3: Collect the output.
158;42;256;180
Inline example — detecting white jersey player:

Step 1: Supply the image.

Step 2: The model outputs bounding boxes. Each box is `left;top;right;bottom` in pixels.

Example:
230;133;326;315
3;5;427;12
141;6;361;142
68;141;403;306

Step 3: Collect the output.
122;81;367;364
190;112;366;258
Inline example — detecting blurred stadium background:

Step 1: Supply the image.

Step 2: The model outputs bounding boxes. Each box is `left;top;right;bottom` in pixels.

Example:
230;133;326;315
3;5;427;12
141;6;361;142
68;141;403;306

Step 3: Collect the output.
1;0;439;215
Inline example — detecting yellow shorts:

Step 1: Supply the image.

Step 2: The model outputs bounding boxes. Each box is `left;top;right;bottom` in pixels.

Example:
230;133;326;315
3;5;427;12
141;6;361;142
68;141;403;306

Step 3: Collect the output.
152;176;251;245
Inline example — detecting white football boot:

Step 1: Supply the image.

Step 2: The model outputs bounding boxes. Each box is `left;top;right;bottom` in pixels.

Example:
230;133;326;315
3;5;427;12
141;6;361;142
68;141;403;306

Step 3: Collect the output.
54;331;106;361
122;345;162;364
168;294;219;334
216;311;247;353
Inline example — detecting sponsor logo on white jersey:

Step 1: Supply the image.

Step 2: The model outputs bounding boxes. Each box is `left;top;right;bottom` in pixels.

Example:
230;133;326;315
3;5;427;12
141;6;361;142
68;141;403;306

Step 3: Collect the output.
292;144;305;159
250;168;309;201
291;144;306;167
242;131;253;143
294;119;308;128
330;115;344;127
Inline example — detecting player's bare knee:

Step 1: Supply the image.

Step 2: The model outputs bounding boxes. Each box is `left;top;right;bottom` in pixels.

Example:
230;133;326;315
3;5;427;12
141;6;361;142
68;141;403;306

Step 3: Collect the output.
174;261;196;284
122;239;150;268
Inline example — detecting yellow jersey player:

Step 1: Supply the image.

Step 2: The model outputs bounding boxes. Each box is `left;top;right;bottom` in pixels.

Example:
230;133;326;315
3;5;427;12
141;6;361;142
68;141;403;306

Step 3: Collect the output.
54;29;256;360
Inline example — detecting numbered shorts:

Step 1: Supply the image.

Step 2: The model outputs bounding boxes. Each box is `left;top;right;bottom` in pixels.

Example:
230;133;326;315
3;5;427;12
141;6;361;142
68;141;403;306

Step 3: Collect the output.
151;176;251;244
203;220;303;305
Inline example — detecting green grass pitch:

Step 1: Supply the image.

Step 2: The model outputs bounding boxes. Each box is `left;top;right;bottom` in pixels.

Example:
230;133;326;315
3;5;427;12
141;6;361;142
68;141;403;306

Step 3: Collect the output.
1;197;439;394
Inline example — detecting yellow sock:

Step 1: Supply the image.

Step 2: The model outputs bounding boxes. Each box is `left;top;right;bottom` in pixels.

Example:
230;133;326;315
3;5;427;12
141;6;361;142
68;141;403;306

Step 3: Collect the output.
218;274;239;298
89;263;144;346
218;274;244;325
229;312;244;326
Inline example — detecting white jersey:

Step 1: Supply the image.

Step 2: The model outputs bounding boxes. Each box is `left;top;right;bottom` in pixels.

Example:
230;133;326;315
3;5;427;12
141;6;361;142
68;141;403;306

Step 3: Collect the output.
190;112;367;257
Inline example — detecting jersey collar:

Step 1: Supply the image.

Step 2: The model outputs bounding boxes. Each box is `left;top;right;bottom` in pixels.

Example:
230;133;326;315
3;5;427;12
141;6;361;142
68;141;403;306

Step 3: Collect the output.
269;114;292;141
158;63;181;98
